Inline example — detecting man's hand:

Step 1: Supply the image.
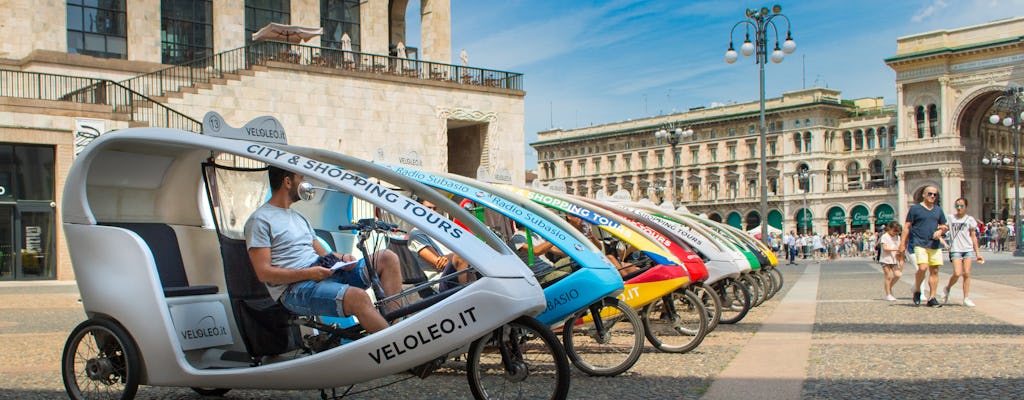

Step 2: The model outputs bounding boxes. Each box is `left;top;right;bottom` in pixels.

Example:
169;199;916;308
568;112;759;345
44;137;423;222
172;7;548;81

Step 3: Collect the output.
307;266;333;281
434;256;450;271
932;230;943;240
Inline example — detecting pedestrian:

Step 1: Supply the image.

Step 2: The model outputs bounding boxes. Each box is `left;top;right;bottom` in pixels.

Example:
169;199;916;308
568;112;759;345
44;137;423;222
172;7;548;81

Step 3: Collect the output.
811;232;824;262
941;197;982;307
879;221;903;301
997;221;1008;252
898;185;948;307
785;231;797;265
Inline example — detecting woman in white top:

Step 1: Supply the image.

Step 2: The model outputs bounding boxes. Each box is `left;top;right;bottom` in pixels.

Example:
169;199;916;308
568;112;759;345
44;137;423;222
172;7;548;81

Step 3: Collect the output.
942;197;983;307
878;221;903;301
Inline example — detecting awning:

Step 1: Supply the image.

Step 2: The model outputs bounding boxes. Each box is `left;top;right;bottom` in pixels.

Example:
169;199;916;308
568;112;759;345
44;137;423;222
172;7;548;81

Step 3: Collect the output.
874;204;895;224
851;205;870;226
828;206;846;227
252;23;324;43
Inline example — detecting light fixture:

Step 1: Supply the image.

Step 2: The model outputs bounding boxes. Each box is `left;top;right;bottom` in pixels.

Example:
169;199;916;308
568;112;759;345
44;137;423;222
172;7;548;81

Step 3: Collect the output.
725;44;738;64
770;44;784;63
990;114;1002;124
782;32;796;53
740;34;755;56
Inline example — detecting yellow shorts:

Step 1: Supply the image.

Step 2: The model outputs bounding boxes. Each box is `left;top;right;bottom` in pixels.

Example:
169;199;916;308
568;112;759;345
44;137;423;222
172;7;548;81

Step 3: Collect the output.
913;247;944;266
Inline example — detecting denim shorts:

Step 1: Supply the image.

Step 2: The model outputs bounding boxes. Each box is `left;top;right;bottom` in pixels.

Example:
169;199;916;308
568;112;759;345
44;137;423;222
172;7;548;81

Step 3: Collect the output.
280;256;369;317
949;251;975;260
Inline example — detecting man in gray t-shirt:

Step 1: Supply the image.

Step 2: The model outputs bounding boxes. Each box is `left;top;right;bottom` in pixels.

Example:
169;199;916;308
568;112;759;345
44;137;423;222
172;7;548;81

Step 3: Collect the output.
244;166;402;333
406;200;473;290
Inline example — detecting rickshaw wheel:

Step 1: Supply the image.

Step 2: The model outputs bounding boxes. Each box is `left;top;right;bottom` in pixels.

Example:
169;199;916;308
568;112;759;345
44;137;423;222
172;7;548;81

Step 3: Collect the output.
717;278;752;325
640;289;708;354
62;318;141;400
694;283;722;332
191;387;231;396
467;316;570;400
561;297;644;377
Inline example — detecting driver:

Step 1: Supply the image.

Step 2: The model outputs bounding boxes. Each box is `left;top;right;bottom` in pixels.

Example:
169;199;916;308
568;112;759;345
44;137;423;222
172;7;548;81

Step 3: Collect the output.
244;166;403;333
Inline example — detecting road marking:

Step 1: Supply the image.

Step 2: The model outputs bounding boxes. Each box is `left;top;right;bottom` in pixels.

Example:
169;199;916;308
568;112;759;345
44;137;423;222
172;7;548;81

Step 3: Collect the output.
702;264;819;400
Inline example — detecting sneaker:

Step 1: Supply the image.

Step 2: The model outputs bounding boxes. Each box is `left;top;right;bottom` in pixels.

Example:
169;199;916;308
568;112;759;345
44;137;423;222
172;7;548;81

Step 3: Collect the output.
927;297;941;307
963;298;976;307
913;291;921;305
941;287;951;304
885;294;897;301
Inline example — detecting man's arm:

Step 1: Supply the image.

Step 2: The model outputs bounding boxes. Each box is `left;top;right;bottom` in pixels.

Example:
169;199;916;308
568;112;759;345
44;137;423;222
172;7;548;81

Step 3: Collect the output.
248;247;331;285
899;221;912;252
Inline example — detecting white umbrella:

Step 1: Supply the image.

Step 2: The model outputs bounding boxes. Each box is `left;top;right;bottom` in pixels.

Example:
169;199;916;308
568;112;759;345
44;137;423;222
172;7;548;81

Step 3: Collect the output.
747;224;782;236
251;22;323;43
341;32;354;63
460;49;469;66
396;41;411;71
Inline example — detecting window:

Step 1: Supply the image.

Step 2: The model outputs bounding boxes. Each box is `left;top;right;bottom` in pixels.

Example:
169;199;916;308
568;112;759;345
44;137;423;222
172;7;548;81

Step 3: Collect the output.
843;131;852;151
594;160;601;174
794;133;802;153
769;140;777;156
846;162;861;190
797;164;810;192
879;127;888;149
641;139;647;147
607;155;616;173
609;143;616;151
640;155;648;170
563;162;572;177
690;148;699;164
67;0;128;59
794;119;801;127
579;160;586;175
805;118;811;126
748;142;756;159
747;179;757;197
246;0;291;46
709;182;719;200
161;0;213;65
855;129;864;151
710;148;718;162
803;132;812;152
748;125;755;134
728;181;737;199
890;126;898;147
673;151;680;166
728;145;736;160
928;104;939;137
624;157;632;171
657;153;664;168
866;128;876;149
0;145;56;201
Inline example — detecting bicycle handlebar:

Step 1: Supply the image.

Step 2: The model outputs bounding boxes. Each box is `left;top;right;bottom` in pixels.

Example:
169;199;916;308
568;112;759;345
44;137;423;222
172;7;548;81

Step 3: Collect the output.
338;218;400;232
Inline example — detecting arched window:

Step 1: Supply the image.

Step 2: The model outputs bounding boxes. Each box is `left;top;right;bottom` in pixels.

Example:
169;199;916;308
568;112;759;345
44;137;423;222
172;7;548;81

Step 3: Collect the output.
728;181;738;199
866;128;876;149
768;177;778;195
709;182;719;200
878;127;888;149
928;104;939;137
826;161;835;191
854;129;864;151
891;160;898;184
747;178;757;197
843;131;852;152
797;163;810;192
803;131;812;152
794;132;803;153
916;106;926;138
869;159;884;188
890;126;898;147
847;161;861;190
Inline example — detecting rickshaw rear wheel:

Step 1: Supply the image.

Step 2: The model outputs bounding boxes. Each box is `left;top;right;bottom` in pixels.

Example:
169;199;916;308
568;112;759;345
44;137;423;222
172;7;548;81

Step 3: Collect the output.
561;297;644;377
191;387;231;396
467;316;570;400
694;283;722;332
717;278;752;325
640;289;708;354
62;318;141;400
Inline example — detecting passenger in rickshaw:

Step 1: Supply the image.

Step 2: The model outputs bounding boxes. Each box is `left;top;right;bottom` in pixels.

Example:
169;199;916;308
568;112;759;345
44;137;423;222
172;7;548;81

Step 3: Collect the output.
244;167;403;333
564;214;641;277
407;198;475;291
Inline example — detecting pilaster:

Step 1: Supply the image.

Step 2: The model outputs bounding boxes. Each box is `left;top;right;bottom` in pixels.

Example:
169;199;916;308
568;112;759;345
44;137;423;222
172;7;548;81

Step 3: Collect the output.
214;0;245;53
127;0;161;63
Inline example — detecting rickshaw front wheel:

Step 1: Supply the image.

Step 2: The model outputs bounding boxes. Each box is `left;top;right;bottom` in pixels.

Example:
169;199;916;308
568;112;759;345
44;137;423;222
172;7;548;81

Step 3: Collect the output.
466;316;570;400
62;318;141;400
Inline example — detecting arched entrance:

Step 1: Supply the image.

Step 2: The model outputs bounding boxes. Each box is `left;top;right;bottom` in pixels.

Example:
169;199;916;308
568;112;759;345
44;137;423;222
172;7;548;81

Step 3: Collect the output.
955;86;1019;224
828;206;847;234
874;204;895;231
850;205;871;233
708;213;723;223
745;211;761;231
795;208;812;235
768;209;783;230
726;211;743;229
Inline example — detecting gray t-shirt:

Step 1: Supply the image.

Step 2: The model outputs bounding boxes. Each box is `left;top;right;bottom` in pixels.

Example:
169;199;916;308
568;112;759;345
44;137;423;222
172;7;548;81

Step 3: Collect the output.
244;203;320;300
407;229;444;272
510;230;554;274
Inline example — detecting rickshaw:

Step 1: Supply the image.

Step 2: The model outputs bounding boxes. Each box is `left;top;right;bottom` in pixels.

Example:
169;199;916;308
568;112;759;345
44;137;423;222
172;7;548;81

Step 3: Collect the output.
59;115;566;400
499;184;712;353
380;163;645;377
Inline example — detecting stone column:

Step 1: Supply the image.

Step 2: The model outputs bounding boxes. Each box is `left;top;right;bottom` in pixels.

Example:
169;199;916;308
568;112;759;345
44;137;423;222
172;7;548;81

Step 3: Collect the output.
938;76;950;137
360;0;389;55
214;0;245;53
896;170;907;221
127;0;161;63
420;0;451;64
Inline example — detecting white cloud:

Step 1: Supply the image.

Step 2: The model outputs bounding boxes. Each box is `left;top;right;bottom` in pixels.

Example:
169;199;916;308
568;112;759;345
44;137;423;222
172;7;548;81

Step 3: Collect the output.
911;0;949;22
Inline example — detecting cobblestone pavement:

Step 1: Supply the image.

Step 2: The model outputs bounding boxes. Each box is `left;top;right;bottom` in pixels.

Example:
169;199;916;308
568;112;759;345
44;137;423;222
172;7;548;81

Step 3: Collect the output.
1;256;1021;400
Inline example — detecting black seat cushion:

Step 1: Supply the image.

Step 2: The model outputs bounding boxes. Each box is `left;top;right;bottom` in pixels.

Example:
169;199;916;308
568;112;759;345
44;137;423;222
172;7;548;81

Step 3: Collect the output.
101;222;218;298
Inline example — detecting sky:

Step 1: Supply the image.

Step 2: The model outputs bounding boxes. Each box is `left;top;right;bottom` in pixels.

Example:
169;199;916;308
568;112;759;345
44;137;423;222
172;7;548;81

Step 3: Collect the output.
414;0;1024;168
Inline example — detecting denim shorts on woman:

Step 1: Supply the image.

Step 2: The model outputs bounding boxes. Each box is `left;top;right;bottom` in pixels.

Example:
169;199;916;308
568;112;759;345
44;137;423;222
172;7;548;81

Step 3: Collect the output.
949;251;975;260
280;258;369;317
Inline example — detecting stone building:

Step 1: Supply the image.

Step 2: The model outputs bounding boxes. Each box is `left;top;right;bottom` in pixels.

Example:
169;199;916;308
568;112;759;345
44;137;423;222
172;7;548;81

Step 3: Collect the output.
533;17;1024;238
0;0;525;280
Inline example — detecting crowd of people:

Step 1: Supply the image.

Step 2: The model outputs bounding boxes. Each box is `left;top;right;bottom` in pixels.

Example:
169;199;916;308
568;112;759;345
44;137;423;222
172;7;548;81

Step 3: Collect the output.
771;231;881;263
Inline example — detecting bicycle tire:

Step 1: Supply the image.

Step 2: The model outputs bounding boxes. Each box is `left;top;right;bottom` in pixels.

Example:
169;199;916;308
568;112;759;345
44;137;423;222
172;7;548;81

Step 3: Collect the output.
739;274;761;308
467;316;571;400
561;297;644;377
694;283;722;332
640;289;708;354
717;278;752;325
62;318;141;400
759;269;777;302
769;267;784;297
750;272;769;307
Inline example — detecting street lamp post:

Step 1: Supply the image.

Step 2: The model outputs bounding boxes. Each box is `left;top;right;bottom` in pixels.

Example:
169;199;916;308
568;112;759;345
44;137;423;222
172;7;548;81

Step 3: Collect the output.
988;86;1024;256
655;126;694;206
798;168;809;235
726;4;796;244
981;154;1012;221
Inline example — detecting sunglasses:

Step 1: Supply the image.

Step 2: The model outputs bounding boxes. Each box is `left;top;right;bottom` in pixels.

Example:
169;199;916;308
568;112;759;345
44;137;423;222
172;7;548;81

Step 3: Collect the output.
955;205;965;209
925;192;938;197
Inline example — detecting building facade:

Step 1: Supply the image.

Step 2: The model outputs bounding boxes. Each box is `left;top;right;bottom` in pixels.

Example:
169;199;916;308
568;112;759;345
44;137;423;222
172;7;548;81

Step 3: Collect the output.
533;17;1024;238
0;0;526;280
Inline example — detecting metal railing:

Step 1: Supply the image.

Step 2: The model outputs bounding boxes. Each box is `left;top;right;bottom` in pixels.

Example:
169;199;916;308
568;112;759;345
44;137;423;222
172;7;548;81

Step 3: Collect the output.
120;41;524;101
0;69;200;132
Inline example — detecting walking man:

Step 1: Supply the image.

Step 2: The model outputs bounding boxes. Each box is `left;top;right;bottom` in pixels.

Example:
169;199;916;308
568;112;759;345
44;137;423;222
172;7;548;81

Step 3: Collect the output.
898;185;948;307
785;231;797;265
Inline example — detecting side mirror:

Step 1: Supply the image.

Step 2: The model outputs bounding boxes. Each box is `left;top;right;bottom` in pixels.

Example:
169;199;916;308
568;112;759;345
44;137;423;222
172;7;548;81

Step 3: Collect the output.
298;181;316;201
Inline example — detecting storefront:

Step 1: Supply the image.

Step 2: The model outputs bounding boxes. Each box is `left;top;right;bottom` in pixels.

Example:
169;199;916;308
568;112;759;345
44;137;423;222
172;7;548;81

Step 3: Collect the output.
874;204;895;231
0;144;56;280
796;208;813;235
828;206;847;235
850;205;871;233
